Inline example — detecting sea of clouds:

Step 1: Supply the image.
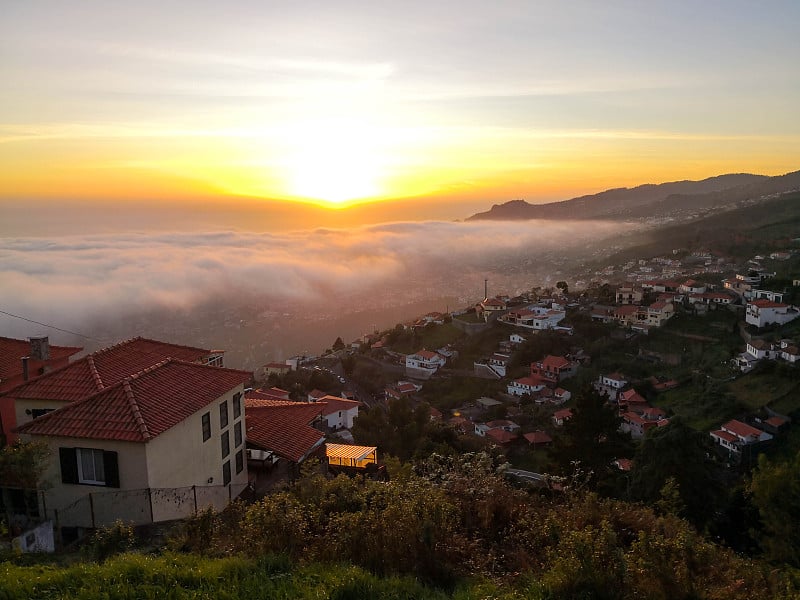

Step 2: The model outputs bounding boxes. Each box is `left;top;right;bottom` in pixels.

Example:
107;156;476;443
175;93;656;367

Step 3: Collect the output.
0;219;615;339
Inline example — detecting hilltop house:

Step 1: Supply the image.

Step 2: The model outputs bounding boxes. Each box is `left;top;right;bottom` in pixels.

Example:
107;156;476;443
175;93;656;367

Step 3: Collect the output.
530;355;577;385
406;349;446;378
596;373;628;401
4;337;225;445
507;376;547;397
710;419;773;454
15;359;251;528
616;284;643;305
501;305;566;330
316;395;360;430
745;300;800;328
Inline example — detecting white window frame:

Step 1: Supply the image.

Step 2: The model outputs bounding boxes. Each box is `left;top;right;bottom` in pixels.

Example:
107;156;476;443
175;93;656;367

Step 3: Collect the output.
77;448;106;485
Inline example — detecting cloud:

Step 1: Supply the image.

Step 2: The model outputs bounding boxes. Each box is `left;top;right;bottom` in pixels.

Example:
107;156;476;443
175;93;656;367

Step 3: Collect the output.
0;219;615;337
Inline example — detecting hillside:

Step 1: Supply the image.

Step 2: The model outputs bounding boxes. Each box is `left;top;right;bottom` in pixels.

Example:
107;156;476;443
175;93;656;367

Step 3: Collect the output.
467;171;800;222
604;190;800;262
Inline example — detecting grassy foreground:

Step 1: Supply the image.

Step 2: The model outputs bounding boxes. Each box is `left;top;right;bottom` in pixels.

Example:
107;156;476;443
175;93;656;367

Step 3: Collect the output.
0;553;515;600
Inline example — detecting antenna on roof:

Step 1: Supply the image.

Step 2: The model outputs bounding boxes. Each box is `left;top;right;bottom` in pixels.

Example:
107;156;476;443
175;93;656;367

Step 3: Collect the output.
484;278;488;301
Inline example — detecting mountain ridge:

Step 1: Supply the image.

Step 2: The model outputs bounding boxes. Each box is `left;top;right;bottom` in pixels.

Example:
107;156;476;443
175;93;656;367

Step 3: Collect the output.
467;171;800;222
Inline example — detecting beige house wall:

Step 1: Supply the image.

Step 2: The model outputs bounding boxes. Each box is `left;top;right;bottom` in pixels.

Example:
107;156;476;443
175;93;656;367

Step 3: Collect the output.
15;398;72;431
31;435;148;519
144;384;248;489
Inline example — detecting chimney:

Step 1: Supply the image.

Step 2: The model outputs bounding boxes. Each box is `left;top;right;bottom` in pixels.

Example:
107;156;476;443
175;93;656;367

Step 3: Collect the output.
484;278;488;301
30;336;50;361
21;356;30;382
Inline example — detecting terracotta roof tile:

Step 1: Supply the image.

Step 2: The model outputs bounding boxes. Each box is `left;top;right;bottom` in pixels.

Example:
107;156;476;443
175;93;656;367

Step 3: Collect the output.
245;403;325;462
4;337;215;403
0;337;83;391
524;430;552;445
317;395;360;416
16;360;251;442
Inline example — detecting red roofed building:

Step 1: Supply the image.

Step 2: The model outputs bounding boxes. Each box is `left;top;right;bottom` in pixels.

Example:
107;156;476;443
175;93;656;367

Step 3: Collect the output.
746;299;800;328
486;428;518;445
405;349;446;376
0;336;83;444
553;408;573;427
618;388;648;412
4;337;226;444
507;376;547;397
245;402;325;465
15;359;251;527
530;355;577;385
710;419;773;453
0;336;83;393
524;430;553;447
317;395;361;430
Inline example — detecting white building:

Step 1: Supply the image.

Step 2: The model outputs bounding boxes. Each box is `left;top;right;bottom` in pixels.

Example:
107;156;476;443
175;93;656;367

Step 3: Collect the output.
507;377;547;397
405;349;446;373
745;300;800;328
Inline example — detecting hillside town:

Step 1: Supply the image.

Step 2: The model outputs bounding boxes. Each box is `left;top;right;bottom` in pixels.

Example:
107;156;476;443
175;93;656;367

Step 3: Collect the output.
1;243;800;559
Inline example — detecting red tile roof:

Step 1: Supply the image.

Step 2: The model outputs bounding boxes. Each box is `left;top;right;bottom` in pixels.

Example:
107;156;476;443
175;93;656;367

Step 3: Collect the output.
486;428;518;444
619;388;646;404
765;416;788;428
247;388;290;402
542;355;571;370
722;419;764;439
245;403;325;462
614;458;633;471
711;429;738;444
4;337;215;403
553;408;573;420
317;395;360;416
751;299;788;309
523;430;552;445
0;337;83;391
414;349;441;360
16;360;250;442
514;376;544;387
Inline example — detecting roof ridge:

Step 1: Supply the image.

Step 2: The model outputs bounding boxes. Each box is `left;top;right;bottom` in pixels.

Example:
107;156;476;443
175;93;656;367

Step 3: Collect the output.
86;355;105;390
122;378;151;440
127;357;174;381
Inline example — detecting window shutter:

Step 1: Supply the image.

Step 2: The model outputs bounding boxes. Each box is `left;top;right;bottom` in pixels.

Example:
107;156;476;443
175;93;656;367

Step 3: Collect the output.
103;451;120;488
59;448;78;484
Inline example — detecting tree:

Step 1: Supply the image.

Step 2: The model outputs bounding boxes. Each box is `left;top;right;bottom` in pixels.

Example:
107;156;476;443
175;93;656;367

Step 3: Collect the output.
750;451;800;566
550;385;631;488
629;418;726;528
332;337;345;352
556;280;569;294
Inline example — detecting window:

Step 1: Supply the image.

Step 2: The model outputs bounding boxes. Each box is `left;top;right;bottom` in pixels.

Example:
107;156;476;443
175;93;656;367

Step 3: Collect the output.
219;401;229;429
78;448;105;484
221;430;230;458
202;412;211;442
235;449;244;474
31;408;54;419
222;460;231;486
233;392;242;419
59;448;119;487
234;421;242;447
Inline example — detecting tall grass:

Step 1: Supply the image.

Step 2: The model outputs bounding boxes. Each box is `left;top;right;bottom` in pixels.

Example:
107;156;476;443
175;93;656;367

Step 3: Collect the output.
0;553;511;600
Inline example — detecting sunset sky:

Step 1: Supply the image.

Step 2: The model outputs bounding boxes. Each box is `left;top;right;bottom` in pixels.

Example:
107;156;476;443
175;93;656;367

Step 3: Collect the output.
2;1;799;220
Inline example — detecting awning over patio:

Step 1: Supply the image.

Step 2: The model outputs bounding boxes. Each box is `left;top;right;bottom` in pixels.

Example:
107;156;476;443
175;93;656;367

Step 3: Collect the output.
325;443;377;469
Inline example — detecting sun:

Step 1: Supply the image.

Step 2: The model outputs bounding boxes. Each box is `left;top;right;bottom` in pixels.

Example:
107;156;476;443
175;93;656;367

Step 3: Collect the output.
282;118;385;206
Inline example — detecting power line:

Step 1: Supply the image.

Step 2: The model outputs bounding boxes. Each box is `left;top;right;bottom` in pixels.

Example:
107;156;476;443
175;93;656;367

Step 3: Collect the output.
0;309;108;342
